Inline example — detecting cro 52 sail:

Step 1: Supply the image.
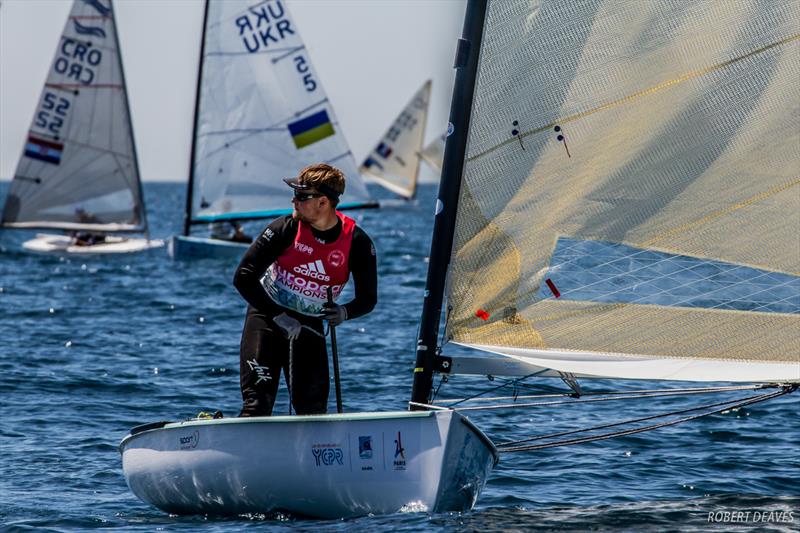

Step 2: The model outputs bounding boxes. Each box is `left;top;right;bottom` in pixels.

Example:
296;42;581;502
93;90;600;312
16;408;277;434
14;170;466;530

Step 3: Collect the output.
1;0;148;235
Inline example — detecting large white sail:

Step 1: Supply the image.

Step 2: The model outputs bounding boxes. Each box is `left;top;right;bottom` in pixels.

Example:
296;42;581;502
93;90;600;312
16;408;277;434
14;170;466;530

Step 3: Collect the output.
420;132;445;173
445;0;799;382
189;0;374;224
359;80;431;199
1;0;146;233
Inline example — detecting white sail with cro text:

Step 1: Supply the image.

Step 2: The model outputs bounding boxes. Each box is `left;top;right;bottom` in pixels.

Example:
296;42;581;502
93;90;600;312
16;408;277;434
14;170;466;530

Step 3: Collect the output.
445;0;800;382
188;0;375;224
1;0;146;233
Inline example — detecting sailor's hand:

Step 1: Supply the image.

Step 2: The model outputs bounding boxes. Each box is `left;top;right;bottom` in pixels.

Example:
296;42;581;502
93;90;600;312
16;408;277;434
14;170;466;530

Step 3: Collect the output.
273;312;302;341
321;303;347;327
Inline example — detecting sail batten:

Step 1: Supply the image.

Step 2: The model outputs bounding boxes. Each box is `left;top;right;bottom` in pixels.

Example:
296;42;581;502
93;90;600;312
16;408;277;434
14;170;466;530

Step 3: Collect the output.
444;0;800;381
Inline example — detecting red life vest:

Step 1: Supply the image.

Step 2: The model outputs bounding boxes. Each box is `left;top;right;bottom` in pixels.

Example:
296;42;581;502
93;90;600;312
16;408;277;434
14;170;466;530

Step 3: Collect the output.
261;212;355;316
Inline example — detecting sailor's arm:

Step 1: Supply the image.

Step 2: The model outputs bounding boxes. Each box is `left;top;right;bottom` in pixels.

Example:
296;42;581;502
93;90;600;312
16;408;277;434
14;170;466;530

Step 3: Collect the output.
233;216;293;313
342;228;378;320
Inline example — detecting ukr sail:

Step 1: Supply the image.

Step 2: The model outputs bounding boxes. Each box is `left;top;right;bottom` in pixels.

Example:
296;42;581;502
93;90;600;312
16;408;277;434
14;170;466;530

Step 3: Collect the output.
188;0;375;224
1;0;146;233
445;0;800;382
359;80;431;199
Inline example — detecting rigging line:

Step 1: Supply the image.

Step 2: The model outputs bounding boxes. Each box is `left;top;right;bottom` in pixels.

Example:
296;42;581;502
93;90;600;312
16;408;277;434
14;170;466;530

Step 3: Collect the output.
495;387;783;447
433;384;766;404
498;386;794;452
467;33;800;163
442;370;551;408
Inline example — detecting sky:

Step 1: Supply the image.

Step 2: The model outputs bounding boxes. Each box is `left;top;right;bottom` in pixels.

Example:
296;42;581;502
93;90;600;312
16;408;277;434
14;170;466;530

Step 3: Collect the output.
0;0;466;182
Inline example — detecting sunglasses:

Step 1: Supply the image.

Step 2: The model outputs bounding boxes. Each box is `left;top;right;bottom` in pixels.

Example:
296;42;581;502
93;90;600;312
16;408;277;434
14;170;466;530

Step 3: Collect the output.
293;191;323;202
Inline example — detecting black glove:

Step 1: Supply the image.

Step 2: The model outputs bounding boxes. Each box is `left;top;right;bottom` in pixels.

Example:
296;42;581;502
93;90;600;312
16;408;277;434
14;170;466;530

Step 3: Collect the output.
321;303;347;326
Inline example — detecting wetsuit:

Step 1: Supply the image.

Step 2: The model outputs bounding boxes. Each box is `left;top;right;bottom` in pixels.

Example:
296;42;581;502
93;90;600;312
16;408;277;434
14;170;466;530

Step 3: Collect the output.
233;214;377;416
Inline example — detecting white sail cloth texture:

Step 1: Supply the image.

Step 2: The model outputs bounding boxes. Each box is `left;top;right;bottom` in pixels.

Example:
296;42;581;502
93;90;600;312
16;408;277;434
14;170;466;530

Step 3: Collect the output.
447;0;800;382
1;0;145;232
190;0;373;222
359;80;431;199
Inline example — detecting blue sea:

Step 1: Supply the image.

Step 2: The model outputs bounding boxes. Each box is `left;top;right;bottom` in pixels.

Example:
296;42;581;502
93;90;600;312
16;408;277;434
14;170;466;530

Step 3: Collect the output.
1;182;797;532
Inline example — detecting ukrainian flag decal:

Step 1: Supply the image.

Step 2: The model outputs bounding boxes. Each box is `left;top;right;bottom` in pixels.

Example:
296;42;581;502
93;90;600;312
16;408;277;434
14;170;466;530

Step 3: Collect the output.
288;110;335;149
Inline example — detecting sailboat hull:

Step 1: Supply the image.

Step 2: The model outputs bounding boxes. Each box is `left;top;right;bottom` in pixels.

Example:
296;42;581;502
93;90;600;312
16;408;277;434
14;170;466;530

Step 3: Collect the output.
120;410;497;518
168;235;249;260
22;234;164;255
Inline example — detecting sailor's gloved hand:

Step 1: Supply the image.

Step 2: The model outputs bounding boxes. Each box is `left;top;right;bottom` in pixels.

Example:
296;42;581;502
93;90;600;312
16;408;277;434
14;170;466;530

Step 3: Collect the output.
273;312;302;341
321;303;347;326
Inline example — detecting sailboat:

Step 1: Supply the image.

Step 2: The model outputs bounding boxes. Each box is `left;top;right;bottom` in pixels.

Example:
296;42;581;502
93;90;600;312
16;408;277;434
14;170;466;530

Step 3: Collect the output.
169;0;377;260
120;0;798;519
0;0;162;254
419;132;445;174
359;80;431;200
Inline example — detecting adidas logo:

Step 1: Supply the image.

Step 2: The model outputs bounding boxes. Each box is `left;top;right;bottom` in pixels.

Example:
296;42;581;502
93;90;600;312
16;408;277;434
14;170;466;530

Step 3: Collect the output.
293;260;330;281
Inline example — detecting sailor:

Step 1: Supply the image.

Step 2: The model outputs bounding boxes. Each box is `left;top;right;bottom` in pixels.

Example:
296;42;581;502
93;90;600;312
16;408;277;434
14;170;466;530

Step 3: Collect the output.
233;163;377;416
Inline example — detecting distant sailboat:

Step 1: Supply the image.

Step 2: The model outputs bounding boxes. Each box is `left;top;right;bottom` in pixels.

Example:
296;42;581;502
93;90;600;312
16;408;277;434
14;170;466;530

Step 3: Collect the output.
0;0;163;254
121;0;798;519
419;132;445;173
359;80;431;200
170;0;377;260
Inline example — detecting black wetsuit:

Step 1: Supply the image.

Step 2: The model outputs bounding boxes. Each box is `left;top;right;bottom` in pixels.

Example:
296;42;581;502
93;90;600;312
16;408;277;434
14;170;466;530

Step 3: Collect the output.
233;215;377;416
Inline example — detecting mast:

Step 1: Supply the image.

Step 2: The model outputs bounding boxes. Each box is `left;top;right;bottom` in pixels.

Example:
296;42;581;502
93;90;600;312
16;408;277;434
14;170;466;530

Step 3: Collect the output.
183;0;210;236
110;0;148;239
410;0;487;407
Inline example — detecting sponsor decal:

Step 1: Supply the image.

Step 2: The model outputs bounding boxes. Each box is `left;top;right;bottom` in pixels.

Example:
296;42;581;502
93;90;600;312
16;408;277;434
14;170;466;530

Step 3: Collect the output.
294;260;330;282
328;250;345;268
358;436;373;459
393;431;406;470
246;359;271;384
179;430;200;450
72;19;106;38
311;443;344;466
294;242;313;255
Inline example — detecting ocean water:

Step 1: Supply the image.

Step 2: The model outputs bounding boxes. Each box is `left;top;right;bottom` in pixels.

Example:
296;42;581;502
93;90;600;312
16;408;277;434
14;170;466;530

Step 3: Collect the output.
0;182;797;532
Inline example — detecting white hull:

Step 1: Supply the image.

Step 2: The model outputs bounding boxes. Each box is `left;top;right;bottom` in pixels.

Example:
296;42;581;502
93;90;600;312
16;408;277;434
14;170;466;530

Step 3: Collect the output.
120;410;497;518
22;234;164;255
168;235;249;260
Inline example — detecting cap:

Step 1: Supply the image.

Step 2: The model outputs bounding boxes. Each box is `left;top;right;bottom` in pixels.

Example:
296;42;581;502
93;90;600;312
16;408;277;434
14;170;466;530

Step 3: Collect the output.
283;177;340;199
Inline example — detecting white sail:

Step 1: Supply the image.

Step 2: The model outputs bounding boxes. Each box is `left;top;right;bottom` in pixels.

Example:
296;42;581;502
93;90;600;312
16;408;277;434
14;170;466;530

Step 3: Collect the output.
189;0;375;223
1;0;146;233
359;80;431;199
445;0;800;382
420;132;445;173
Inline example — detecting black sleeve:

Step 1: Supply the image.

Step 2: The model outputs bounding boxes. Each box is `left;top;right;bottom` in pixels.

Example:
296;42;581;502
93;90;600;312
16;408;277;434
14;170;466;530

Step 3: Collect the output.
232;216;296;314
343;226;377;320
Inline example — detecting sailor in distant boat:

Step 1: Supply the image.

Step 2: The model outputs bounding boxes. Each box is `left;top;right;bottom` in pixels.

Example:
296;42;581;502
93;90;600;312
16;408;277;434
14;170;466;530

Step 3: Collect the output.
233;163;377;416
71;208;106;247
209;221;253;244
